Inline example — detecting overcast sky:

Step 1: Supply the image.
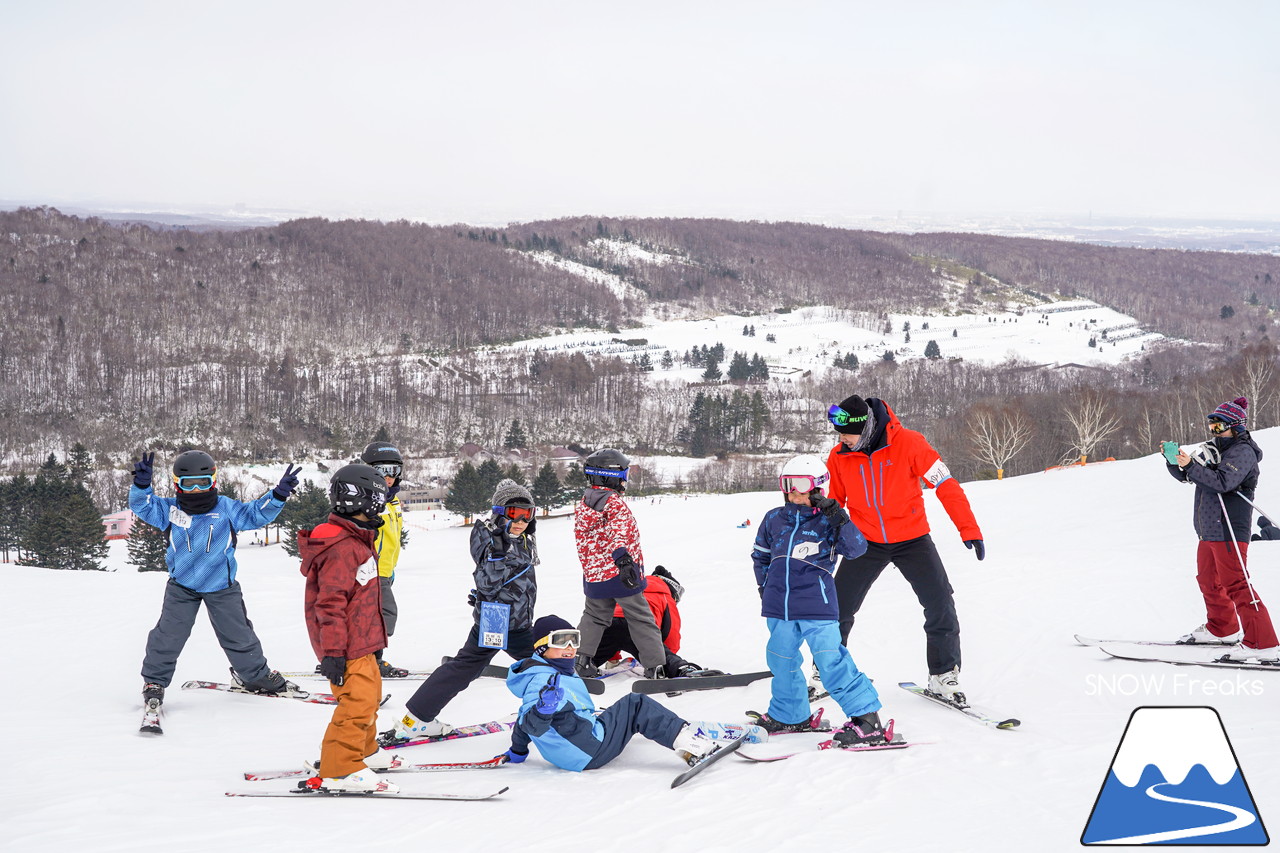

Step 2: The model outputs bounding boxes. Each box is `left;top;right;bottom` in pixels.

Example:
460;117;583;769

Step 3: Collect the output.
2;1;1277;225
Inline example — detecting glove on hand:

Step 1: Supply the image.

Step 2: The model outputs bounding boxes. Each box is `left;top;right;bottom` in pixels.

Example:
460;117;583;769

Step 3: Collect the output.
501;749;527;764
613;548;640;589
133;452;155;489
467;589;478;608
536;673;565;715
810;493;849;529
319;655;346;686
273;464;301;501
964;539;986;561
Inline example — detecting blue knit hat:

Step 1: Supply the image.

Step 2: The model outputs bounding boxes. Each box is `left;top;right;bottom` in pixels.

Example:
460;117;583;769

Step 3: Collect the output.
1209;397;1248;427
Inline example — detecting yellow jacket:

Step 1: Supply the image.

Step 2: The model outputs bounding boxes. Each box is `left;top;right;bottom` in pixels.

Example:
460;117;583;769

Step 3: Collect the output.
373;497;404;579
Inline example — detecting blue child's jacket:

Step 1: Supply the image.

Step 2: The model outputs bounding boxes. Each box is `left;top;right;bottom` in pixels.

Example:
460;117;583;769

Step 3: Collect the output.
506;656;603;772
752;501;868;621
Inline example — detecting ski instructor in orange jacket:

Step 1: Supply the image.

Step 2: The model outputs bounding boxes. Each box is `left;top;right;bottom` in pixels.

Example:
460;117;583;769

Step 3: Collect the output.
825;395;985;705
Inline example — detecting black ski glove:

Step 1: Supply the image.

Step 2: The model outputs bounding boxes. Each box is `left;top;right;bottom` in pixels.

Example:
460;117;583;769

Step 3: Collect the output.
613;548;640;589
273;464;301;501
133;452;155;489
319;655;346;686
964;539;985;561
811;493;849;530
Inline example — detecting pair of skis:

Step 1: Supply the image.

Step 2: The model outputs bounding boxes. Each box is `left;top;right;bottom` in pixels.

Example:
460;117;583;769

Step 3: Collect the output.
181;680;391;706
1076;634;1280;671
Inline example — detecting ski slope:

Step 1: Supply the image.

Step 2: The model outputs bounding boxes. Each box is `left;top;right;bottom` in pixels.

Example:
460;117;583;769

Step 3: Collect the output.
6;436;1280;852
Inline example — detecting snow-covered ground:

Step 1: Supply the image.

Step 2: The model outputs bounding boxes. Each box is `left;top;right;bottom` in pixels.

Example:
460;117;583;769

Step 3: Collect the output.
500;301;1168;385
8;436;1280;852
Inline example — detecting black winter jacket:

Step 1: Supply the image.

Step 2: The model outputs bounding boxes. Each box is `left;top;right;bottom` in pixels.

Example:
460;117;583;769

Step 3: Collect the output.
470;516;539;631
1167;430;1262;542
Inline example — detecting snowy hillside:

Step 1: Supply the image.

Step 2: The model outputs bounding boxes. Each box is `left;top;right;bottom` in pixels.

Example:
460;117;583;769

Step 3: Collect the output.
501;300;1170;385
8;437;1280;852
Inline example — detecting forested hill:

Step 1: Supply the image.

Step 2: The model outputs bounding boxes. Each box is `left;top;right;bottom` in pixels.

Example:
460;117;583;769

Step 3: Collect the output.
2;206;1278;474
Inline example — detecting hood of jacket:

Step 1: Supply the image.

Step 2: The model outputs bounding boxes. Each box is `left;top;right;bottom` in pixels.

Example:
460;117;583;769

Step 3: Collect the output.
298;513;377;577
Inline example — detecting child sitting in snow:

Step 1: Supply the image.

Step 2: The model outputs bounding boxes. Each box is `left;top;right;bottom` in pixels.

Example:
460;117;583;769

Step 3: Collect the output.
498;616;762;771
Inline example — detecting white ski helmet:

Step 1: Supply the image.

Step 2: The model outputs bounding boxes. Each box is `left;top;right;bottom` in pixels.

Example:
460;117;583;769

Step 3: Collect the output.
779;454;830;495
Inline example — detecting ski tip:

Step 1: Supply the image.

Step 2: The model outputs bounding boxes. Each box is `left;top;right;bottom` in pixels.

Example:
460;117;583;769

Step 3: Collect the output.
496;786;509;796
997;719;1022;729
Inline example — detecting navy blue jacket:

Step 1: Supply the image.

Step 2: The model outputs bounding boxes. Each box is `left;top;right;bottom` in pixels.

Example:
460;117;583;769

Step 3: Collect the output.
470;515;538;631
1167;430;1263;542
752;501;868;621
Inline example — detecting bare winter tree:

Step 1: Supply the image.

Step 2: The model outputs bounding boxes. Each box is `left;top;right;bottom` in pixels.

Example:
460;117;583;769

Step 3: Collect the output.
1063;391;1121;464
969;404;1034;479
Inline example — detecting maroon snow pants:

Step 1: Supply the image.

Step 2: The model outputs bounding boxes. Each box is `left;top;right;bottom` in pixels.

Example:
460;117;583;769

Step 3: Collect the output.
1196;540;1279;649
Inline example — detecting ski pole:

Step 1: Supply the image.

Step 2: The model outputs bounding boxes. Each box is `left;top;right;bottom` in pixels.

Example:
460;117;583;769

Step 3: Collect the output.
1234;491;1280;530
1217;492;1262;608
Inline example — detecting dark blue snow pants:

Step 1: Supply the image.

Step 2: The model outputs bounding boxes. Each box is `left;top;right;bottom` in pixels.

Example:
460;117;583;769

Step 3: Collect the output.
141;579;274;688
583;693;686;770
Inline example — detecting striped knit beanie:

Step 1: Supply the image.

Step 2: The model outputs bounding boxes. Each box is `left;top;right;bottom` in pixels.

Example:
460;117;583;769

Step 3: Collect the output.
1209;397;1248;427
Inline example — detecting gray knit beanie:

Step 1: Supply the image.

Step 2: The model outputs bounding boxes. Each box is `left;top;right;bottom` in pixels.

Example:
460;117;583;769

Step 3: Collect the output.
491;478;534;507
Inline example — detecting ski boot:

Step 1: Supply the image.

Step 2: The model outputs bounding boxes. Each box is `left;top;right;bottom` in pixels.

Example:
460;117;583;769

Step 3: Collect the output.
672;723;717;766
926;666;966;707
831;712;893;749
1178;624;1243;645
378;659;411;679
745;708;830;734
230;667;304;697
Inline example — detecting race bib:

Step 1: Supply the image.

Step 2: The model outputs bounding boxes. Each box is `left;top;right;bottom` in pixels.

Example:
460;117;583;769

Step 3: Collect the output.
355;557;377;585
168;506;192;529
791;541;819;560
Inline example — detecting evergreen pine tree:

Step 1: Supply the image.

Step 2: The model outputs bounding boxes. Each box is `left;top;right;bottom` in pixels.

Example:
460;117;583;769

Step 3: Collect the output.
127;517;170;572
925;339;941;359
373;424;393;443
727;351;751;381
504;462;526;485
476;458;504;504
445;461;487;519
277;481;331;558
20;476;108;570
660;350;674;370
560;462;588;504
702;359;723;381
503;419;528;449
6;473;33;564
67;442;93;484
531;461;562;512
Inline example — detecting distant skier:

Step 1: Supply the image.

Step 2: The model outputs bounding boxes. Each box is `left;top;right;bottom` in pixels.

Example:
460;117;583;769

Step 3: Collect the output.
824;395;985;705
130;450;302;714
747;455;892;748
497;616;763;771
1167;397;1279;660
359;440;409;678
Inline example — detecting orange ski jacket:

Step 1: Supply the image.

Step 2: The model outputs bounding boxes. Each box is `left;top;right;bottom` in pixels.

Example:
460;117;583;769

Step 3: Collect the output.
826;399;982;545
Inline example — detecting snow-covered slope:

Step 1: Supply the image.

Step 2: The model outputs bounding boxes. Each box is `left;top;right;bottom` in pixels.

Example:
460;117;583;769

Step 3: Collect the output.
7;434;1280;852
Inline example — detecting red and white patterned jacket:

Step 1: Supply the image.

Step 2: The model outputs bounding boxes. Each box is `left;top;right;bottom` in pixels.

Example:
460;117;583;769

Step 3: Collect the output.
574;487;646;598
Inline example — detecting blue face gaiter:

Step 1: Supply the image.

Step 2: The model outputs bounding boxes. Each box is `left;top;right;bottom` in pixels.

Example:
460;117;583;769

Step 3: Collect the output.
546;656;578;677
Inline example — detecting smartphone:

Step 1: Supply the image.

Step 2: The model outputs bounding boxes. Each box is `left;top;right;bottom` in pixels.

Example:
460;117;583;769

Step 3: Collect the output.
1162;441;1180;464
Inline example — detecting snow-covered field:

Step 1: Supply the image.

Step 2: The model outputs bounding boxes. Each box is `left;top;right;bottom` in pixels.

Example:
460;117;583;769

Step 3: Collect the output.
501;301;1168;385
8;437;1280;852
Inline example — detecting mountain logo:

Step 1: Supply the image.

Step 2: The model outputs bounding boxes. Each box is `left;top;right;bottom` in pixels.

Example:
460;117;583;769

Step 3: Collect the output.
1081;706;1268;845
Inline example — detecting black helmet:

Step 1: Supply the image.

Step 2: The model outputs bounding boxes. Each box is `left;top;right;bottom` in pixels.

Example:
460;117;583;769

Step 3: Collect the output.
360;442;402;466
584;447;630;491
329;463;389;516
172;450;217;492
652;565;684;603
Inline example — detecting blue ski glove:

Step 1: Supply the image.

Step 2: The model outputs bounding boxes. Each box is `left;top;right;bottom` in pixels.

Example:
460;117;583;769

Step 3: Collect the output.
502;749;528;764
319;655;346;686
273;464;301;501
536;673;565;715
133;452;155;488
964;539;985;561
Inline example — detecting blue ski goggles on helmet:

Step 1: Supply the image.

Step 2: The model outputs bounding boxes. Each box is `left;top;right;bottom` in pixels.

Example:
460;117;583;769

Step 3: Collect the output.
827;404;867;428
584;465;628;481
173;474;216;492
372;462;402;479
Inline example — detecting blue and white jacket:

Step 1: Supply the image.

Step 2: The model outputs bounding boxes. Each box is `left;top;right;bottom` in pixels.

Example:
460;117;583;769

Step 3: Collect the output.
506;656;603;772
752;502;868;621
128;485;286;593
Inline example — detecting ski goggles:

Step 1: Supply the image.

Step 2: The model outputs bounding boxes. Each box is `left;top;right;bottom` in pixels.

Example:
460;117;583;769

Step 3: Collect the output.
827;404;868;429
584;465;628;481
372;462;402;479
779;473;828;493
494;504;535;522
1208;421;1232;434
172;474;216;492
540;628;581;650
